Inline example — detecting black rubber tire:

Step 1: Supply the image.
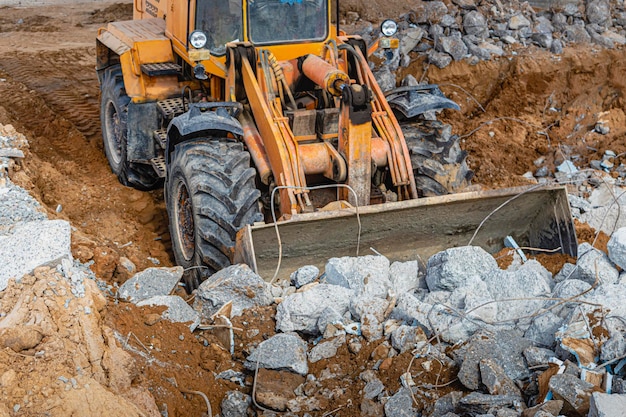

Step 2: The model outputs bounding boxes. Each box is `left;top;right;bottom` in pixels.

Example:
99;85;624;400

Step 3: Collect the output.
401;119;474;197
166;139;263;291
100;65;161;190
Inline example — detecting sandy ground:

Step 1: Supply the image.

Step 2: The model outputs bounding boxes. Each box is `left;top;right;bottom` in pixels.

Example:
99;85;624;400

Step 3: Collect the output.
0;1;624;415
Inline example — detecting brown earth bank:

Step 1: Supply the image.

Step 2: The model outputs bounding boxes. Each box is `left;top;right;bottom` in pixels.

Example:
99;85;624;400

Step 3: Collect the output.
0;1;623;416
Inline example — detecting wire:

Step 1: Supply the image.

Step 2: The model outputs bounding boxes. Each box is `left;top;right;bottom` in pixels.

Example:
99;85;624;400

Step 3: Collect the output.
268;184;362;284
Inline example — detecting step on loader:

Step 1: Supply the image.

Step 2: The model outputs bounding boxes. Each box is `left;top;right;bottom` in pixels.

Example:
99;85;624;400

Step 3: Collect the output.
96;0;577;290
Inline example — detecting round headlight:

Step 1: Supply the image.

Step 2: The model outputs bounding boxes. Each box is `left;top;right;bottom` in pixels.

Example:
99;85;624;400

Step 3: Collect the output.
189;31;208;49
380;19;398;37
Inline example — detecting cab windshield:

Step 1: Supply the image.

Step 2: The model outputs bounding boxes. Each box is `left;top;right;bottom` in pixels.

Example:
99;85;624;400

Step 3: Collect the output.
195;0;242;56
247;0;327;44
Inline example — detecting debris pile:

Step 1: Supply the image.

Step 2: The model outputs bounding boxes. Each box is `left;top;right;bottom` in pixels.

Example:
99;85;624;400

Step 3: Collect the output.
360;0;626;74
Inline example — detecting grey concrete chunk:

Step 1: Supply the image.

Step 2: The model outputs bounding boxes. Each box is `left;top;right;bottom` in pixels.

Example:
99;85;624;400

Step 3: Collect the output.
361;313;383;342
118;266;183;303
350;295;389;322
221;390;251;417
194;264;272;318
290;265;319;289
276;283;354;334
586;0;612;26
325;255;390;298
308;335;345;363
0;180;46;232
509;14;531;30
564;25;592;43
524;311;563;348
482;260;552;323
440;34;468;61
400;27;426;56
607;227;626;269
522;400;563;417
457;330;532;390
479;359;522;397
426;246;498;292
522;346;556;368
390;325;427;354
589;392;626;417
0;220;71;292
463;11;488;38
244;333;308;376
384;387;418;417
316;307;345;337
584;284;626;318
137;295;200;331
389;260;426;294
427;391;463;417
363;379;385;400
427;50;453;69
549;373;600;416
457;393;520;415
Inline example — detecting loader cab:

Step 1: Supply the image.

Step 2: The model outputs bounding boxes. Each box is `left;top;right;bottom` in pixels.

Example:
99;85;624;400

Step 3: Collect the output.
190;0;331;55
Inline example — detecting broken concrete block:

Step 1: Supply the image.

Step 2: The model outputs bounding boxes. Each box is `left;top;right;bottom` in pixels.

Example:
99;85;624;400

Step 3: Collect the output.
194;264;272;318
589;392;626;417
118;266;183;303
607;227;626;269
363;378;385;400
457;330;532;390
316;307;345;337
600;323;626;362
290;265;319;289
522;346;556;368
390;325;427;354
276;283;354;334
426;391;463;417
576;242;619;285
308;335;345;363
221;390;251;417
549;373;603;415
244;333;308;376
361;313;383;341
325;255;391;298
524;311;563;348
584;283;626;319
482;260;552;323
548;279;592;318
480;359;522;397
384;387;419;417
389;260;426;294
0;220;71;291
426;246;498;292
136;295;200;331
457;392;521;415
350;295;390;322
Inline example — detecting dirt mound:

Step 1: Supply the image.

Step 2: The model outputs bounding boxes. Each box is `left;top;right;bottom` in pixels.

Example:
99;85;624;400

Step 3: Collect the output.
0;266;159;416
85;3;133;24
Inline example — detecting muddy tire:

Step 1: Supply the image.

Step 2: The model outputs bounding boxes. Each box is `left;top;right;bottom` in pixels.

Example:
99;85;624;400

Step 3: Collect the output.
100;65;160;190
166;139;263;291
402;120;473;197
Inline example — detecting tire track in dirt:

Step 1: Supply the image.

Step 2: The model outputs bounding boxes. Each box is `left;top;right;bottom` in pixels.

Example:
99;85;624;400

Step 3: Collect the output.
0;48;102;142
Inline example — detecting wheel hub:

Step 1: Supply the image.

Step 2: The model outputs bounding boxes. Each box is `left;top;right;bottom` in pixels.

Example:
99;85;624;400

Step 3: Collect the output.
175;180;195;262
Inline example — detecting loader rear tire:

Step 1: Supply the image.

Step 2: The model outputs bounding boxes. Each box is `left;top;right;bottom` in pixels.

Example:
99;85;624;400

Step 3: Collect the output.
100;65;161;190
166;139;263;292
402;120;473;197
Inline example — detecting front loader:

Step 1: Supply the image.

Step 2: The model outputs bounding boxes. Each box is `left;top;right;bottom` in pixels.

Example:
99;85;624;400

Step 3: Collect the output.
96;0;577;290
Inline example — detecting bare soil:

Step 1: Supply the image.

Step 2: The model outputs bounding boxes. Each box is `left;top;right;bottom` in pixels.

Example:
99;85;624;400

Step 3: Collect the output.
0;1;623;416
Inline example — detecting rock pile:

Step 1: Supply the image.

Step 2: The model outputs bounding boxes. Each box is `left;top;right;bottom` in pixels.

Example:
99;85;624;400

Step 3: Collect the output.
362;0;626;73
189;230;626;415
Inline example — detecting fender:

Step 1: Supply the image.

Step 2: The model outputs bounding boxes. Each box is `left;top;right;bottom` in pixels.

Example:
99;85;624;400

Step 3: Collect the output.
96;18;180;102
166;102;245;164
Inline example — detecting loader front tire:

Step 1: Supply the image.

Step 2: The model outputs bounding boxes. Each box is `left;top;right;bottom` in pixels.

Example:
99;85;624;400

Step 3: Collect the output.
166;139;263;292
100;65;160;190
402;120;473;197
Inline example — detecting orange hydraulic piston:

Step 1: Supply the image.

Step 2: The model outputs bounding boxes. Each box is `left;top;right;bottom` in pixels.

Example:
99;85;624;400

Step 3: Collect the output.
300;54;350;96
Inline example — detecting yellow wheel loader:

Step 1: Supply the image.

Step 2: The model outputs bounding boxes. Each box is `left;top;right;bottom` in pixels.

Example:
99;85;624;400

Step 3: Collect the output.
97;0;577;290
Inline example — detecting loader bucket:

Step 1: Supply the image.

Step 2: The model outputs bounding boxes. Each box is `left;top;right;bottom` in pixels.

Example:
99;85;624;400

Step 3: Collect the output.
234;185;577;283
